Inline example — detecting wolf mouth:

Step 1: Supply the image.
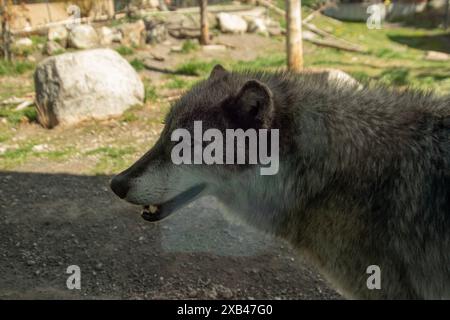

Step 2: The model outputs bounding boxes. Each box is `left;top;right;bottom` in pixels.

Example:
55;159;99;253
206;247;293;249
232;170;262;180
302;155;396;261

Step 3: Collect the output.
141;183;206;222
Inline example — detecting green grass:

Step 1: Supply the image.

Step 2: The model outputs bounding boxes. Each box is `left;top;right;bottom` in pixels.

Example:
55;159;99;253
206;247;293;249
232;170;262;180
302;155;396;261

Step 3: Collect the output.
0;81;34;101
0;106;37;125
85;146;135;158
116;45;135;56
180;40;200;54
37;149;75;160
121;111;139;123
299;15;450;94
144;81;158;102
11;35;47;57
85;146;137;175
234;54;286;70
30;35;47;47
175;60;221;76
51;49;66;56
0;60;35;76
0;140;76;169
0;143;35;164
165;77;190;89
130;58;145;72
120;104;143;123
378;68;410;86
0;132;12;143
371;48;405;59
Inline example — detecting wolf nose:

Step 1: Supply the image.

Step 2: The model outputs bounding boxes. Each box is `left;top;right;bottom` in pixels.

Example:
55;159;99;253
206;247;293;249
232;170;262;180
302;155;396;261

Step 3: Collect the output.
110;175;130;199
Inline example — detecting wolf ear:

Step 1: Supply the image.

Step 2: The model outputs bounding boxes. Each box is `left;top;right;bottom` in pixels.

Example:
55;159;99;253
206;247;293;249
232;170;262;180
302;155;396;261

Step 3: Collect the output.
209;64;228;79
229;80;274;129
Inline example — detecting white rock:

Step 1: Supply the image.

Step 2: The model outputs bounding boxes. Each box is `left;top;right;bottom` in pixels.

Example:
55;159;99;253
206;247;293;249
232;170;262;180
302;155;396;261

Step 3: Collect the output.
170;45;183;52
14;37;33;48
148;0;159;8
247;17;268;34
424;50;449;61
217;13;248;34
98;26;114;46
27;55;37;63
13;37;33;54
48;26;68;47
34;49;144;128
304;68;362;90
202;44;227;51
0;145;7;155
68;24;99;49
32;144;49;152
326;69;361;89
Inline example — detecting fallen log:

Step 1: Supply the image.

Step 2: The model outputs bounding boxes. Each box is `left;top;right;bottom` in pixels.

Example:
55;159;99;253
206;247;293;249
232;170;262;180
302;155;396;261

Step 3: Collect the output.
304;36;367;53
143;63;199;76
0;94;35;108
256;0;285;16
304;22;367;52
15;100;34;111
11;15;111;36
167;26;201;39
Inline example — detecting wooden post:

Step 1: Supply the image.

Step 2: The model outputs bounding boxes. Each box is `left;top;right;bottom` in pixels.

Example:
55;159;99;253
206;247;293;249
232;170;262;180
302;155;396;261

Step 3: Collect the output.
1;0;12;61
286;0;303;72
445;0;449;30
199;0;209;45
45;0;53;22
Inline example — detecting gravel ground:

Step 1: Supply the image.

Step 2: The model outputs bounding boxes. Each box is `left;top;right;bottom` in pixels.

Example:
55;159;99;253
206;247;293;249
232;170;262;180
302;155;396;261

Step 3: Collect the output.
0;171;340;299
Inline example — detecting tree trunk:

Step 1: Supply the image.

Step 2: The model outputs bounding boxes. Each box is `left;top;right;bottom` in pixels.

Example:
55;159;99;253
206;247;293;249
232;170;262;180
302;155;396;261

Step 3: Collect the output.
286;0;303;72
199;0;209;45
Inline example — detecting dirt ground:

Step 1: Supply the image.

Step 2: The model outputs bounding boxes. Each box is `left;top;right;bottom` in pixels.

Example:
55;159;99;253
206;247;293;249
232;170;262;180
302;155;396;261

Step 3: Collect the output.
0;32;341;299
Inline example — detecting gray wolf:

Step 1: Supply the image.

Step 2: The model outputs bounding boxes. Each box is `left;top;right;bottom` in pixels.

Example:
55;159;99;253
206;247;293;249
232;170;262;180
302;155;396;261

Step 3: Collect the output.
111;65;450;299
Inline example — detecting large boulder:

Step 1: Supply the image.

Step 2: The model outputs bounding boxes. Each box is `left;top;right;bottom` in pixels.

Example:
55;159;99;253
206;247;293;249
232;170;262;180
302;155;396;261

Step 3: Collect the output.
234;7;268;34
68;24;99;49
217;13;248;34
34;49;144;128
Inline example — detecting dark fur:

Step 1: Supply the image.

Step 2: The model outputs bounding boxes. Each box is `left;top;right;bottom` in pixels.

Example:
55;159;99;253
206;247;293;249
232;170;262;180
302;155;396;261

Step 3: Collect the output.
114;67;450;299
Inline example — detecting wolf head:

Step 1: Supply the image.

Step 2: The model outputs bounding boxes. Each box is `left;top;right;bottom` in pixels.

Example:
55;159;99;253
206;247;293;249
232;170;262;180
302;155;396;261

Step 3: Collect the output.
110;65;287;223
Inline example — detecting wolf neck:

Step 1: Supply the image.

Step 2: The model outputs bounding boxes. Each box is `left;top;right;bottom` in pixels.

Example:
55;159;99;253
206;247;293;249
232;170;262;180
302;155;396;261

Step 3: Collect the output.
233;78;428;237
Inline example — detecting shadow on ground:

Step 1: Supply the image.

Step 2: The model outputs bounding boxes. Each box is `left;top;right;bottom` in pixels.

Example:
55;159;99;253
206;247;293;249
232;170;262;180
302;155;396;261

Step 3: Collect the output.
0;171;340;300
388;32;450;54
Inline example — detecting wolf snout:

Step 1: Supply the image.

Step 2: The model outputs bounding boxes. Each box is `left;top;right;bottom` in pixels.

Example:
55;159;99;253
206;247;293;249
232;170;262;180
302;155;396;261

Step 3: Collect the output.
110;174;130;199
